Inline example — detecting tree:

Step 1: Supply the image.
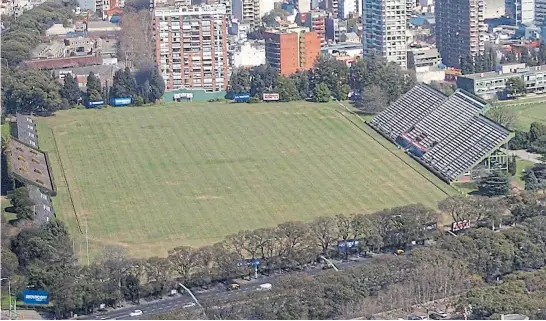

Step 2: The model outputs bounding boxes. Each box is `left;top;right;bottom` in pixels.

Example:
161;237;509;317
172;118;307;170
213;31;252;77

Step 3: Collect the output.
478;170;510;197
275;75;298;102
313;82;331;102
291;70;311;99
59;73;81;106
338;84;351;101
505;77;526;97
525;169;541;191
167;246;199;282
3;69;62;115
118;10;154;70
7;187;35;221
86;72;103;102
111;68;138;100
356;85;388;114
309;217;339;255
486;106;516;129
311;55;348;99
135;66;165;103
227;68;251;95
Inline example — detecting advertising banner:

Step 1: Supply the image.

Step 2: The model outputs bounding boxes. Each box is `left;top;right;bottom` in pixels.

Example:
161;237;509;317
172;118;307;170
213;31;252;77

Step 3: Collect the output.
262;93;280;101
22;290;49;305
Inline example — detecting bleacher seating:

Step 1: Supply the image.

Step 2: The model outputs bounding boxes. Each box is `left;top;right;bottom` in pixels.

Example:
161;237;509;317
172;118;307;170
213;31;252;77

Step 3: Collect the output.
368;85;513;182
422;116;512;181
368;84;447;140
403;91;487;150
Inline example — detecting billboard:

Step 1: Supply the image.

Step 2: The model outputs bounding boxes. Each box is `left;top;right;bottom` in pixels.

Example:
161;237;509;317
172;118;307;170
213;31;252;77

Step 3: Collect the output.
111;97;132;106
87;100;105;108
22;290;49;305
452;220;471;232
262;93;280;101
173;93;193;102
234;93;250;102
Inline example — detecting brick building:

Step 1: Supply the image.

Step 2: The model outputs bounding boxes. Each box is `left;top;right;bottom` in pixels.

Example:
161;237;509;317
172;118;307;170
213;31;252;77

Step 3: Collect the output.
264;27;321;76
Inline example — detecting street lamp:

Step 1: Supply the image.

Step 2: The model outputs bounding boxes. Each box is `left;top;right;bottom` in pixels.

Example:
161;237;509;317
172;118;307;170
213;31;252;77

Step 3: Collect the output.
1;277;13;320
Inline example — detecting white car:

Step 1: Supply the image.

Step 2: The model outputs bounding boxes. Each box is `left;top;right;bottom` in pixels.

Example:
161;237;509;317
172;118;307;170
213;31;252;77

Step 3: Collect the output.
257;283;272;291
182;302;196;308
129;310;143;317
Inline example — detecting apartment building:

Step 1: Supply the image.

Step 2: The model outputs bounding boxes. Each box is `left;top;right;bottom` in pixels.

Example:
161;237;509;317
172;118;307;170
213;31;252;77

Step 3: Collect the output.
407;46;441;71
232;0;273;28
298;0;311;12
536;0;546;26
505;0;535;25
456;63;546;99
304;10;327;46
264;27;321;75
153;4;229;91
362;0;408;69
153;0;190;8
338;0;357;18
435;0;486;68
207;0;232;18
326;0;338;16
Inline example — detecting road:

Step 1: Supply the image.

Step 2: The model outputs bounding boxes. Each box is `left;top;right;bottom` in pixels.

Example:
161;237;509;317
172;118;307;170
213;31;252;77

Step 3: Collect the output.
78;257;375;320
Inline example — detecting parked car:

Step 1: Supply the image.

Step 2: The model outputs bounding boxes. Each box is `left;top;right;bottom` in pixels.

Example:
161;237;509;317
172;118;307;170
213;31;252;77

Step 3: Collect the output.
227;283;240;291
129;310;143;317
408;315;427;320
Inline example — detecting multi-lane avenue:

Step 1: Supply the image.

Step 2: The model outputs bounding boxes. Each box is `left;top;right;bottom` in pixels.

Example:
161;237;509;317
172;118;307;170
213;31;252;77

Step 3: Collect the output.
78;256;376;320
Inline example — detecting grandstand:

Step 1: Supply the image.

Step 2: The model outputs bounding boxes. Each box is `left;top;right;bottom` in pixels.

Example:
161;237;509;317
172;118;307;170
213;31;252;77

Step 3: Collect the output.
368;84;514;183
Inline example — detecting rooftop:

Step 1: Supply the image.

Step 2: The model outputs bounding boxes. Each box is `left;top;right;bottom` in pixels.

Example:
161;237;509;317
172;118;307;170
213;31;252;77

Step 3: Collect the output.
7;138;56;195
461;64;546;79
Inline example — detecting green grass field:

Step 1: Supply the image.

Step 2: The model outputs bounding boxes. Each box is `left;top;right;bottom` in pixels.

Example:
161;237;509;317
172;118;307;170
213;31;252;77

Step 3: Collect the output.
37;101;452;259
506;101;546;131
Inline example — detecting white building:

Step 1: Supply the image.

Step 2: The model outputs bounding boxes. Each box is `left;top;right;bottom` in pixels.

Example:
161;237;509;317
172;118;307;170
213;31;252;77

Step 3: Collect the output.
505;0;535;25
299;0;311;12
231;41;266;68
338;0;357;18
362;0;407;69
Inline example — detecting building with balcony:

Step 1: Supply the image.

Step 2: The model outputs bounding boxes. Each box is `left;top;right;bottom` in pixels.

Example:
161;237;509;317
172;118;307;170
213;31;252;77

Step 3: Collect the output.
153;4;229;91
362;0;408;69
436;0;486;67
456;63;546;99
232;0;272;28
264;27;321;75
326;0;338;16
536;0;546;26
304;10;327;46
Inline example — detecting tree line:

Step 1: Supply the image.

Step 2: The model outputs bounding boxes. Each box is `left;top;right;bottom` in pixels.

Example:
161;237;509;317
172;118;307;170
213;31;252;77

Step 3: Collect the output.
152;200;546;320
2;190;546;319
509;122;546;158
2;66;165;115
227;54;415;113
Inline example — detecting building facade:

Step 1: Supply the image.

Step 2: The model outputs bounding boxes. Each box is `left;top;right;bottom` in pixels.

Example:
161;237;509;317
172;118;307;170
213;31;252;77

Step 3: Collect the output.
362;0;408;69
456;63;546;99
298;0;311;12
264;27;321;75
505;0;535;25
305;10;327;46
436;0;486;67
153;4;229;91
536;0;546;26
338;0;357;18
232;0;261;28
407;46;441;71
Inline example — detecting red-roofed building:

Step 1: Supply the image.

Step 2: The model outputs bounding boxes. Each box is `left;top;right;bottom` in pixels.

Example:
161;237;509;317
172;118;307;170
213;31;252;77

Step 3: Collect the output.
22;54;103;70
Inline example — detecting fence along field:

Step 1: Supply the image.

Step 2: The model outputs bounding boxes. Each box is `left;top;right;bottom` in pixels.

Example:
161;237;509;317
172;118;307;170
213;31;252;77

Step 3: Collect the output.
36;101;452;259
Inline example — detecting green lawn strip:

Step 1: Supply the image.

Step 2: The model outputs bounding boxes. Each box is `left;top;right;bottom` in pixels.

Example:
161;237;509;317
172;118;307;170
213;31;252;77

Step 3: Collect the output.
515;159;536;188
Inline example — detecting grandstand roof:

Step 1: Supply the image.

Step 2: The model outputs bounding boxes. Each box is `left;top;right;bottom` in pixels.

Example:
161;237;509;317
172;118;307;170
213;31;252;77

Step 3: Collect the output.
368;85;513;182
